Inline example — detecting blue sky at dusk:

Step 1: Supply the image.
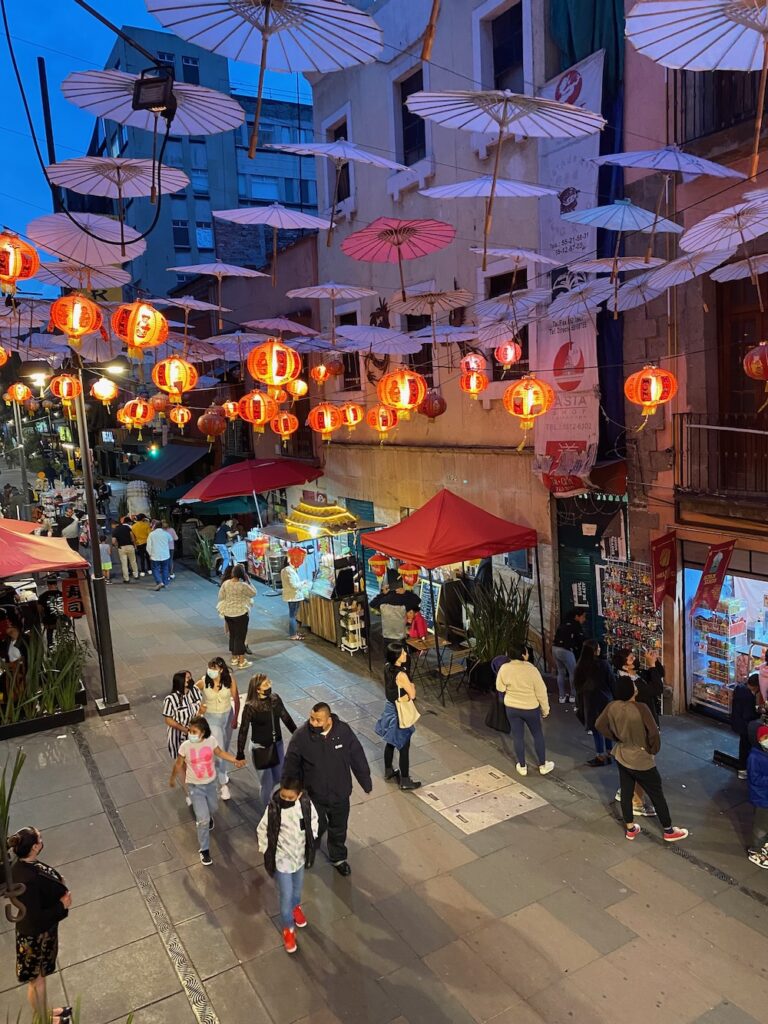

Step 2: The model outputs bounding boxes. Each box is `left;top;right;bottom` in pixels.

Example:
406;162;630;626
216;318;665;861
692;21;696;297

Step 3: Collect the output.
0;0;311;240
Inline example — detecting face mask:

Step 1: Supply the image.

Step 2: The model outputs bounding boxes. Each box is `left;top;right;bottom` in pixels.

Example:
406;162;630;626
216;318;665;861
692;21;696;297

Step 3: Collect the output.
761;739;768;750
261;688;272;698
279;797;296;809
308;724;323;735
207;669;219;680
189;734;203;744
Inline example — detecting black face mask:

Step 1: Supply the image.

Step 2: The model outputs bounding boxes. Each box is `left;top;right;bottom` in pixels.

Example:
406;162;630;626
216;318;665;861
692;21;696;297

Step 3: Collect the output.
308;724;323;735
279;797;296;809
261;688;272;698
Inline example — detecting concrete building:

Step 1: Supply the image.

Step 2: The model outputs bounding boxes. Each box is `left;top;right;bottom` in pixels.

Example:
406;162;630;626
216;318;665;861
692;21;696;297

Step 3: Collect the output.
88;25;316;299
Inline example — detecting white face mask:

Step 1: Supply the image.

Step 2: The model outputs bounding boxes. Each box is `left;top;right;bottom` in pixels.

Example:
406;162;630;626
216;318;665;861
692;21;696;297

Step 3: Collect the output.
188;734;203;744
207;668;220;680
760;739;768;751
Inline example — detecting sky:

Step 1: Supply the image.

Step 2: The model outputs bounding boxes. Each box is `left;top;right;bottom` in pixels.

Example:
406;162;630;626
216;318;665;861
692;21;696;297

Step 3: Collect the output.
0;0;312;243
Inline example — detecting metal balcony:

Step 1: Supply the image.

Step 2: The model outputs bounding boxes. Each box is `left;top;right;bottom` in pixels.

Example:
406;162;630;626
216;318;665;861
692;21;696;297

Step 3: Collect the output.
675;413;768;500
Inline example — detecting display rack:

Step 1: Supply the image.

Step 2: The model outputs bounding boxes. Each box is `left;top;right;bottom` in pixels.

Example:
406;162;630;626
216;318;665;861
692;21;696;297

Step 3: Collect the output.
338;597;368;655
690;598;747;718
600;560;663;659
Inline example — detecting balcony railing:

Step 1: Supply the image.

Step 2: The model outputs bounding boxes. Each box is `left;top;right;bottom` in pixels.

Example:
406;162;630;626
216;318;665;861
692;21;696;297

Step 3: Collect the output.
675;413;768;499
673;69;760;144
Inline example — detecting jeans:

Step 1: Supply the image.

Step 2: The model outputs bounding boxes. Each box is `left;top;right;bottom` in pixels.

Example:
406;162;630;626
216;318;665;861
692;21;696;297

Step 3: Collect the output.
248;739;284;806
314;797;351;864
551;646;576;699
505;706;546;767
206;710;233;785
151;558;171;586
225;613;249;656
188;782;218;851
216;544;231;572
275;867;304;930
751;805;768;851
384;738;410;778
617;762;672;828
287;600;300;636
593;732;613;755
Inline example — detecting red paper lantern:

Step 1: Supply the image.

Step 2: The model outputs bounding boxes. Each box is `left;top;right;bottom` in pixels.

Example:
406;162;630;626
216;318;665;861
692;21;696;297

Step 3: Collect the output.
50;294;102;348
325;353;345;377
340;401;364;432
23;397;40;415
377;368;428;418
221;399;240;421
169;405;192;431
0;344;8;368
247;339;302;387
90;377;119;409
310;363;331;385
250;537;269;558
459;370;489;400
743;342;768;409
624;364;678;421
418;388;447;421
197;408;228;444
269;386;289;404
149;392;170;417
503;374;555;445
271;411;299;443
366;403;399;441
285;378;308;399
368;552;389;578
494;341;522;370
152;357;198;404
398;562;420;587
7;383;31;404
460;352;487;374
123;397;154;438
111;301;168;358
0;233;39;295
306;402;343;442
238;390;278;433
2;390;12;405
49;374;82;410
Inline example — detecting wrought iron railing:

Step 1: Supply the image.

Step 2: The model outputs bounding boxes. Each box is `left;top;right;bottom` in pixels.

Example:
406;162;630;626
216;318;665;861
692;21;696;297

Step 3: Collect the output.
675;413;768;498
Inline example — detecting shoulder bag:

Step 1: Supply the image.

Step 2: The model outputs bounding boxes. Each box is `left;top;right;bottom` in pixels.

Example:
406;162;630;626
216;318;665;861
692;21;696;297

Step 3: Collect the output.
485;693;511;733
396;690;421;729
252;702;280;770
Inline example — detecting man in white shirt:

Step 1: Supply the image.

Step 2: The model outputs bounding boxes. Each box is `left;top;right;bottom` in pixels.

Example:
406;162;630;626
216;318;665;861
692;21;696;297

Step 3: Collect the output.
147;521;172;591
280;548;310;640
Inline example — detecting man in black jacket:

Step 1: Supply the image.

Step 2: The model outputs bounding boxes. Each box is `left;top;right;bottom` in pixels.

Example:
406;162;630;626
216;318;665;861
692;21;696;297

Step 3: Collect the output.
282;701;372;876
732;673;761;778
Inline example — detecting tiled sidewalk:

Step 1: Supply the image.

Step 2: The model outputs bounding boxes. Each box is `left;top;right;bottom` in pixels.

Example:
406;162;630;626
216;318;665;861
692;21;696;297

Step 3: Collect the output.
1;565;768;1024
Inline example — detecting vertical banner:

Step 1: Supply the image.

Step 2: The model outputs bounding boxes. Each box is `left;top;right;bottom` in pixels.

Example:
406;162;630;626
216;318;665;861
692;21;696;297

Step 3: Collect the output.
691;540;736;613
650;531;677;610
534;51;604;496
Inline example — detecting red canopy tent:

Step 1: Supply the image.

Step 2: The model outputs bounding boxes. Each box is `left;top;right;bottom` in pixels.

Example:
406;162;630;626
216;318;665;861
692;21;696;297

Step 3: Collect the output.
179;458;322;508
0;523;88;577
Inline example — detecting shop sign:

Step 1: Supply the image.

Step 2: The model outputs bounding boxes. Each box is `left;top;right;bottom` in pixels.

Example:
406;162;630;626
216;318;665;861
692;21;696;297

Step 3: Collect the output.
650;531;677;610
62;575;85;619
691;540;736;613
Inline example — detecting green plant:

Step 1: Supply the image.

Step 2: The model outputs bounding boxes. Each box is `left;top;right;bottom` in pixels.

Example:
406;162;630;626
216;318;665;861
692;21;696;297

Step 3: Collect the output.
462;575;532;664
0;749;26;934
0;628;89;726
117;493;129;519
0;662;39;726
195;532;215;576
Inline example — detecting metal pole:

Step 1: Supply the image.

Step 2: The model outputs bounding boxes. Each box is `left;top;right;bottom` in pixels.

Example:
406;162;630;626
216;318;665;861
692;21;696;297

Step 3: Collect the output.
534;545;547;671
11;402;30;521
73;371;129;715
428;568;445;706
71;0;163;66
37;58;62;213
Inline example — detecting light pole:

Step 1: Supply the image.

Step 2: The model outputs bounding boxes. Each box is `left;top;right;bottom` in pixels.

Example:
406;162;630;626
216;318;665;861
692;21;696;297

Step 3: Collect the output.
73;369;129;716
10;400;30;521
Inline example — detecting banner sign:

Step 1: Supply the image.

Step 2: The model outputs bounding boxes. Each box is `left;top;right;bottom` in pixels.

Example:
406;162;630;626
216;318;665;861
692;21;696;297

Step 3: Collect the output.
534;51;604;497
650;531;677;610
691;540;736;613
62;573;85;619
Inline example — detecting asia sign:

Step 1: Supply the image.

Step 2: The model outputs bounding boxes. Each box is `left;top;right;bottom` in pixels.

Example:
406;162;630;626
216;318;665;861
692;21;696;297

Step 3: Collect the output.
650;531;677;610
691;540;736;613
534;50;604;497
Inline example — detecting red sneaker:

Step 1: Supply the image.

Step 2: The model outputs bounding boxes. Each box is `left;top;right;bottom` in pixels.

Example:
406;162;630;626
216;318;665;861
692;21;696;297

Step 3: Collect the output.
282;927;297;954
625;824;641;841
663;827;689;842
293;905;307;928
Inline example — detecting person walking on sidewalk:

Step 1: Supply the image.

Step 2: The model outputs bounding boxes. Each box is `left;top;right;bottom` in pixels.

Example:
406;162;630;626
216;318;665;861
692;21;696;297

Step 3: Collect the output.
147;520;172;591
551;607;587;704
612;647;665;816
131;513;151;576
256;777;318;954
196;659;240;801
164;669;202;807
283;701;372;877
8;826;72;1022
496;644;554;777
573;639;616;766
216;564;255;669
374;642;422;791
214;519;236;575
237;673;297;807
731;673;761;779
112;516;139;583
280;547;310;640
595;676;688;843
162;520;179;579
746;724;768;867
170;715;245;866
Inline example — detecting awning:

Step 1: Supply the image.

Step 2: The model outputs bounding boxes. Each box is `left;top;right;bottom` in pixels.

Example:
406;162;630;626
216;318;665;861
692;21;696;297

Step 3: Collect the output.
128;443;209;485
0;523;88;576
179;458;322;503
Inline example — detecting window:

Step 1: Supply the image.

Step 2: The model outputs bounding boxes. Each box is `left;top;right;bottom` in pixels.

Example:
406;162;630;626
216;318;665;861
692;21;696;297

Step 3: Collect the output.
196;221;214;250
182;55;200;85
108;134;120;159
165;138;184;168
172;219;190;249
283;179;300;205
190;141;207;169
491;4;524;91
336;312;361;390
399;69;426;166
330;119;351;202
486;269;529;379
157;51;175;69
718;276;768;417
258;124;276;146
404;314;434;386
301;179;317;207
237;174;247;198
190;169;209;195
250;175;280;201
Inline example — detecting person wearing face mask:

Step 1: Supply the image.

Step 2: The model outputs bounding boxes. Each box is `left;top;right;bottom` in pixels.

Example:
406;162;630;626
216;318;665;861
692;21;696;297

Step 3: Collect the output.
283;701;372;876
375;642;422;790
8;826;72;1022
611;647;664;817
170;715;245;866
164;670;202;806
237;673;297;807
196;659;240;801
256;777;318;954
746;724;768;867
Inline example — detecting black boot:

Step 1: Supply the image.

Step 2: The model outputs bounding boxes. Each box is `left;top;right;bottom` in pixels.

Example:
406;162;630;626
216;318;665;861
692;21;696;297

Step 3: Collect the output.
385;768;400;782
399;777;422;791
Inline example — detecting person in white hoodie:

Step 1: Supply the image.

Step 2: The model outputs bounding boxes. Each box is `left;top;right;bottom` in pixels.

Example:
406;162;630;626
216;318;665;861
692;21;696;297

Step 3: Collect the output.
496;644;554;777
147;520;172;591
280;548;310;640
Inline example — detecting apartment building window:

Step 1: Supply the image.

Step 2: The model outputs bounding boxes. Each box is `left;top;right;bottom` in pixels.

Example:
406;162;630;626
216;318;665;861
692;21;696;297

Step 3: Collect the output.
157;51;175;69
196;221;214;250
399;69;426;166
172;219;190;249
251;175;280;201
718;277;768;416
491;3;524;91
182;55;200;85
190;169;209;196
330;119;351;202
301;179;317;206
337;312;361;390
283;179;300;205
487;269;529;379
404;314;434;386
165;138;184;168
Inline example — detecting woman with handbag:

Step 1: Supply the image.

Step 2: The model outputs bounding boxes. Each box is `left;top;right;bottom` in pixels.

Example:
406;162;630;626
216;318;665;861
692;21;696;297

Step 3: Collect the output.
496;644;554;777
236;673;297;806
374;642;422;791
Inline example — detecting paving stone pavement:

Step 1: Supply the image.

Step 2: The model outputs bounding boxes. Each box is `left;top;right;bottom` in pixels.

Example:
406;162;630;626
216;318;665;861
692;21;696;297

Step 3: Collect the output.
1;563;767;1024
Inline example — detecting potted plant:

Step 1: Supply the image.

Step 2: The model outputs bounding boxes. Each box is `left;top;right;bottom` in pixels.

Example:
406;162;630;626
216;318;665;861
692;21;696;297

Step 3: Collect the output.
462;576;532;692
194;532;215;580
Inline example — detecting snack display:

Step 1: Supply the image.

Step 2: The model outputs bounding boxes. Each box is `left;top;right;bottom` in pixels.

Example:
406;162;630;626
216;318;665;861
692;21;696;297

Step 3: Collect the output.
601;561;663;659
690;598;746;717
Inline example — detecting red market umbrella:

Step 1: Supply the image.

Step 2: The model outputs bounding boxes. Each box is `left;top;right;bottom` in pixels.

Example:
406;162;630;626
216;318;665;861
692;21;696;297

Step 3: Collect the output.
0;526;88;577
178;458;322;504
341;216;455;299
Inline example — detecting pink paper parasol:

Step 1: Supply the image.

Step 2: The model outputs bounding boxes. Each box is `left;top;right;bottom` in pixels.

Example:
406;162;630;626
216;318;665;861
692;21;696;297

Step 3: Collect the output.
341;216;455;299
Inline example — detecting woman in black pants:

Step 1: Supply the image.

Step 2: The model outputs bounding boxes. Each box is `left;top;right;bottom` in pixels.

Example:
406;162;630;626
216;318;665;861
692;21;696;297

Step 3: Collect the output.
375;642;421;791
215;564;255;669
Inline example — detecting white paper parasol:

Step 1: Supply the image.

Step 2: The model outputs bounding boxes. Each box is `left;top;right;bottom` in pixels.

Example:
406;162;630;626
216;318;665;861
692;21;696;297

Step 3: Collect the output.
388;288;473;348
286;281;377;344
420;176;559;199
615;274;665;312
168;260;268;329
470;245;561;266
473;287;550;323
593;143;747;180
411;324;478;343
561;198;682;233
710;252;768;281
336;325;421;354
646;249;735;289
241;317;318;337
569;256;667;274
476;319;526;348
547;279;614;320
35;262;131;290
27;212;146;265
